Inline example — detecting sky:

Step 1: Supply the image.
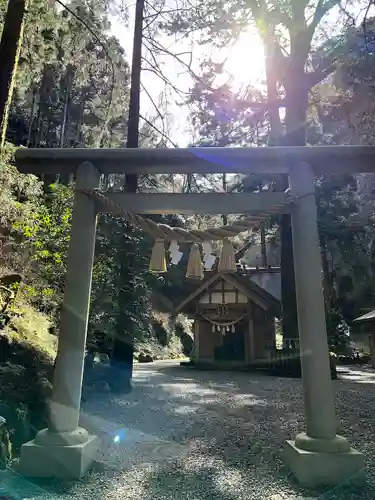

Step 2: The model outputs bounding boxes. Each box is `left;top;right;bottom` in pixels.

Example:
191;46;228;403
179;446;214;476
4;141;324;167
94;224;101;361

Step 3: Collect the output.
109;1;269;146
110;1;369;146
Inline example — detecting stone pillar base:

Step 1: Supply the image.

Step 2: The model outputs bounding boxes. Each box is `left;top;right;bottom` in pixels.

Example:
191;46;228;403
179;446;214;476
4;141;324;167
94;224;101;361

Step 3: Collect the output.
18;433;99;479
284;440;365;488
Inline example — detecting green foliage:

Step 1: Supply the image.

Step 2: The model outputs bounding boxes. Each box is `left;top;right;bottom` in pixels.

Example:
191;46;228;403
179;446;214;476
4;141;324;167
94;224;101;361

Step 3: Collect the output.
314;19;375;146
163;0;366;343
326;308;350;351
269;352;338;380
7;0;130;149
0;143;41;227
0;0;200;454
181;3;375;348
91;215;154;345
0;0;160;356
0;303;55;452
0;420;11;468
3;0;372;406
0;337;53;451
187;61;267;147
11;183;72;313
311;19;375;326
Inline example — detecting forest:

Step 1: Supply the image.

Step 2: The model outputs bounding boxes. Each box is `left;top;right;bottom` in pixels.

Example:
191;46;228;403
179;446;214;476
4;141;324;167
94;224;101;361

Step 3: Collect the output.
0;0;375;458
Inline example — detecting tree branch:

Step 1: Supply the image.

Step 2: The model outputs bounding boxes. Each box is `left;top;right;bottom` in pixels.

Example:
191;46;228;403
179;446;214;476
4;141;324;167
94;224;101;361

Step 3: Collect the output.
140;81;166;131
141;55;191;96
308;0;340;31
139;113;178;147
143;33;197;80
306;62;337;89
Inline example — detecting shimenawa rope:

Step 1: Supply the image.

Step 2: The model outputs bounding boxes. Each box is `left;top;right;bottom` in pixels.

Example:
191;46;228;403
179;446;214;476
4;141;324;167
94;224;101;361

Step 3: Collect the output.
75;187;312;277
76;188;300;242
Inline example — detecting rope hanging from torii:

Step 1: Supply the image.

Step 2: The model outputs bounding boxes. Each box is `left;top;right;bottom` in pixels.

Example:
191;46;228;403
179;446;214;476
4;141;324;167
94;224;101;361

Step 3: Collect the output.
76;187;301;280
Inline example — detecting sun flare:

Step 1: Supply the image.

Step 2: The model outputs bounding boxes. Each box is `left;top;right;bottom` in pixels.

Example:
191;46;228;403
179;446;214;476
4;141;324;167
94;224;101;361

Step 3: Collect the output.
223;28;266;88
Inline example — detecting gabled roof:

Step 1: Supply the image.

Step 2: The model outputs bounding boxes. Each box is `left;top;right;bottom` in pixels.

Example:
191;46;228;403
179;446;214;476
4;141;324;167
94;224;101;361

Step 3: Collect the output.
354;309;375;324
174;272;281;317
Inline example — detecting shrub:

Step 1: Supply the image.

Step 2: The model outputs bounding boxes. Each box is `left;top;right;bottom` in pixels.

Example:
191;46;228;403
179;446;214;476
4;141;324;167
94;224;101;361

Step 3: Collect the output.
0;275;56;463
0;334;53;456
175;319;193;357
268;351;337;379
337;352;371;366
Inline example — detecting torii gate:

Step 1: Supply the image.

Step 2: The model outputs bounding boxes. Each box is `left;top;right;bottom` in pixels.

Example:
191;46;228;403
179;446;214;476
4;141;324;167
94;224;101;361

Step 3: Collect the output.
15;146;369;487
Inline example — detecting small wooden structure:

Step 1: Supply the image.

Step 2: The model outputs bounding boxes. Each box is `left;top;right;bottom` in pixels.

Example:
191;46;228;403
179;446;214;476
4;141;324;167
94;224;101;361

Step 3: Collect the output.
353;309;375;368
174;269;280;368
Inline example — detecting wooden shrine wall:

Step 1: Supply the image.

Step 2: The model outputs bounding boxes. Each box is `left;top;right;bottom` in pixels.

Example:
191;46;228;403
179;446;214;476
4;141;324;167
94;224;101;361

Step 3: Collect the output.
194;299;276;365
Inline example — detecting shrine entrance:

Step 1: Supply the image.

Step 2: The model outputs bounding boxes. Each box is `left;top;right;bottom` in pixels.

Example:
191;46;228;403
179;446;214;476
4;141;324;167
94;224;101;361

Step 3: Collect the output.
215;321;246;362
175;271;280;368
14;146;370;487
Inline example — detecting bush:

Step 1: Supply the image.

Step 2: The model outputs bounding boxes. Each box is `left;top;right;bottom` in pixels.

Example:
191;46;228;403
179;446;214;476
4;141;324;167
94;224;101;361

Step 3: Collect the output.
337;352;371;366
326;309;350;351
151;318;170;347
0;334;53;455
175;319;193;357
268;351;337;380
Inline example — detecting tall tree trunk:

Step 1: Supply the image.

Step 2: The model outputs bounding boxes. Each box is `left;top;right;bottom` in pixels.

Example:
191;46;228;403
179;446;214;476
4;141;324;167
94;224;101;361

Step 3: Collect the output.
33;66;52;147
321;237;336;312
280;66;309;341
59;65;75;149
0;0;28;149
264;36;299;341
58;65;75;185
26;86;37;147
264;38;282;144
321;239;331;311
260;224;267;267
33;66;58;189
125;0;144;158
279;213;298;341
110;0;144;393
74;90;85;147
222;173;228;225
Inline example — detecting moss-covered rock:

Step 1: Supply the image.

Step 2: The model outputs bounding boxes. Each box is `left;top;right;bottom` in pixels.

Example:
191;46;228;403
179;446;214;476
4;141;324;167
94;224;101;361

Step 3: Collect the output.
0;333;53;453
0;417;11;469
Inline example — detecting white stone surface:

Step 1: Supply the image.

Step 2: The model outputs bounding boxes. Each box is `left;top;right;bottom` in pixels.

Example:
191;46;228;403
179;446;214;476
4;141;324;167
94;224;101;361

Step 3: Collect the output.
284;440;365;488
19;434;99;479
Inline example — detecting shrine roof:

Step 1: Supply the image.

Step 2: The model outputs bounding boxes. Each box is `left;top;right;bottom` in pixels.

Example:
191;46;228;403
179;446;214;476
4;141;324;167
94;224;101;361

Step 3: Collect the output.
354;310;375;324
173;270;281;317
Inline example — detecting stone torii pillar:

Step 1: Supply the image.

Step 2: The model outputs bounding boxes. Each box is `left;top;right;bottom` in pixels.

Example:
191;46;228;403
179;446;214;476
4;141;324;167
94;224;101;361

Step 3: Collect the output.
19;162;100;479
284;163;364;487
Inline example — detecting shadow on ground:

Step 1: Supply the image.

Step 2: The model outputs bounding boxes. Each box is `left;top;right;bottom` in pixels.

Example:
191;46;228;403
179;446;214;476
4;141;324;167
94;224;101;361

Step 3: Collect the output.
11;362;375;500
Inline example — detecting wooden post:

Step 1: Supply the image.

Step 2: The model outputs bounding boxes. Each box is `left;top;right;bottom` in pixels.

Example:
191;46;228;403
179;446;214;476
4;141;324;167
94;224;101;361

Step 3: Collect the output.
194;319;200;361
248;318;255;362
369;330;375;369
260;224;268;267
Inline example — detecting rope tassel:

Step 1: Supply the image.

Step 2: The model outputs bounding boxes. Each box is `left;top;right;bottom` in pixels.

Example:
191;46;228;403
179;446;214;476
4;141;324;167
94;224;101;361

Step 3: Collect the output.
186;243;204;280
218;238;237;273
149;238;167;273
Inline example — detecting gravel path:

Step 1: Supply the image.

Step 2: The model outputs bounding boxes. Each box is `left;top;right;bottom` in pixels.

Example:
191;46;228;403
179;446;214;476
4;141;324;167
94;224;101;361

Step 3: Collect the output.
2;362;375;500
